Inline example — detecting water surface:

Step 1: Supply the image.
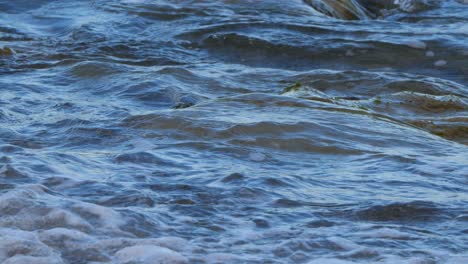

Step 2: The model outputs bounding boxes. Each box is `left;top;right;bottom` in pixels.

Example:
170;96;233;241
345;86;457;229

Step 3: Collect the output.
0;0;467;263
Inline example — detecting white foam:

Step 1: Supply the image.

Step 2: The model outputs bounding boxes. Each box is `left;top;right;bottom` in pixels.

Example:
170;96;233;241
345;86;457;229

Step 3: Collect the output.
425;51;435;57
355;228;415;239
45;208;92;230
405;40;427;50
96;236;191;253
378;255;433;264
445;255;468;264
394;0;433;12
434;60;447;67
308;258;356;264
0;193;34;213
249;152;266;162
121;0;146;3
73;202;124;228
115;245;188;264
143;237;190;252
0;230;59;263
327;236;360;251
39;227;93;244
3;256;63;264
93;237;130;250
0;228;38;241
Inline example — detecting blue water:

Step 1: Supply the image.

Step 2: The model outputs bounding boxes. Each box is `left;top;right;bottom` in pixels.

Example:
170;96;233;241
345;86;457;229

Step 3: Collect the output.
0;0;467;263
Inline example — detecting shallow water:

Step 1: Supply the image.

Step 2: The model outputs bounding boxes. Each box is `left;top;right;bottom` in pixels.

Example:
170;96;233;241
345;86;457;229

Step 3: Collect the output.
0;0;467;263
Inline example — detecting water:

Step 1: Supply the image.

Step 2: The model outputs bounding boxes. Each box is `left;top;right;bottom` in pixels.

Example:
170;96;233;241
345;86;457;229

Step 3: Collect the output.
0;0;467;263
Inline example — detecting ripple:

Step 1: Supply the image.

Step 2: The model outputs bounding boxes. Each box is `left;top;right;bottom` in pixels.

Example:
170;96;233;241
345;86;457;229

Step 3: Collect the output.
69;61;122;78
0;0;467;263
115;152;180;167
0;165;31;183
355;201;444;222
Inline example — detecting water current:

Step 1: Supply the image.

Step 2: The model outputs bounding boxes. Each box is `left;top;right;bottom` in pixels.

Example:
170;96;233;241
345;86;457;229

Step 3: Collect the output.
0;0;467;263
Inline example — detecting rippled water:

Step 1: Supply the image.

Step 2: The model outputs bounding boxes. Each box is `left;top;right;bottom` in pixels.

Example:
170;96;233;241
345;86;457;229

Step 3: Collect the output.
1;0;467;263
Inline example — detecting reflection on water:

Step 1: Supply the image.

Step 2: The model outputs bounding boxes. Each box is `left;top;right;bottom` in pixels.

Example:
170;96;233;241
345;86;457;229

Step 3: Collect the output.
1;0;467;263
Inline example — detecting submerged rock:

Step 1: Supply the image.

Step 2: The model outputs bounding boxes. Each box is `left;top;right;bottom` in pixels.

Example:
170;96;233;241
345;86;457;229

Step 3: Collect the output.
304;0;374;20
0;47;13;56
304;0;438;20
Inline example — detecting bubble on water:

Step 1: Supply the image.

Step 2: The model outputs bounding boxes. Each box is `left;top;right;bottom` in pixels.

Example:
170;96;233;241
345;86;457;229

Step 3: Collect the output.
405;40;427;50
434;60;447;67
249;152;266;162
425;51;435;57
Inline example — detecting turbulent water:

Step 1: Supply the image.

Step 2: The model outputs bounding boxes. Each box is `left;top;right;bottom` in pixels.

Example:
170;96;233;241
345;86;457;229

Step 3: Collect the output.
0;0;467;263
